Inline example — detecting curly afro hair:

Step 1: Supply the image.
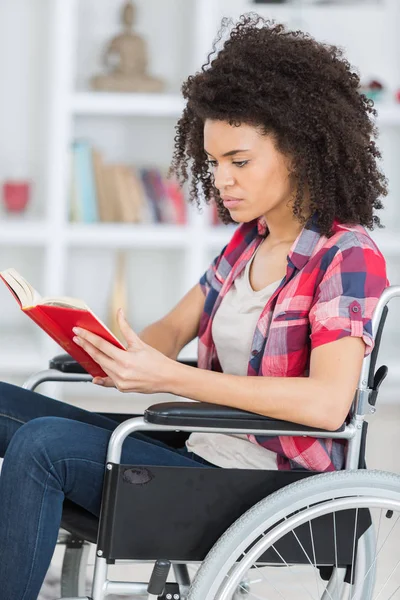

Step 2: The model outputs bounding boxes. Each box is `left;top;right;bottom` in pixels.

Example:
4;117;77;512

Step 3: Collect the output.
169;14;387;237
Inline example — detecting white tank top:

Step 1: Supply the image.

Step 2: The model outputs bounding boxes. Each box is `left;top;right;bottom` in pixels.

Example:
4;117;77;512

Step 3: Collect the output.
186;246;281;469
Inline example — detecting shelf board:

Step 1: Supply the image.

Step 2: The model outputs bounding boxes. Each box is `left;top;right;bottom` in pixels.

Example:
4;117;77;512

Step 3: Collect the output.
2;221;398;254
208;225;238;247
376;104;400;126
70;93;400;125
70;92;185;117
0;220;50;246
64;223;243;249
65;222;193;248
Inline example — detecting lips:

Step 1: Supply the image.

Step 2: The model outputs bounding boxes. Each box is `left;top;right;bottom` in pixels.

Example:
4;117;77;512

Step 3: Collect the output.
222;196;242;209
222;197;243;208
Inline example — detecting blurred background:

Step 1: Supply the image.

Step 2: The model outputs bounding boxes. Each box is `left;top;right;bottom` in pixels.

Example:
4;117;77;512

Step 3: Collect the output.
2;2;400;597
0;0;399;421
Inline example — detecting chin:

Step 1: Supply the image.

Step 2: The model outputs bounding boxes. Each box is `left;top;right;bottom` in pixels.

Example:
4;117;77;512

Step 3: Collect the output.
229;214;250;224
227;209;259;225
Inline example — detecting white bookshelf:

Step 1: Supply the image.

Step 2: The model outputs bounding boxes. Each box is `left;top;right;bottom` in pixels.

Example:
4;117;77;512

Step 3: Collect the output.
68;91;400;126
70;91;185;117
0;221;51;246
2;0;400;402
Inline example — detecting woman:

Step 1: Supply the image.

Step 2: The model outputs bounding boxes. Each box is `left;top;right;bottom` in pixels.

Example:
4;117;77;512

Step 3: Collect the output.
0;15;388;598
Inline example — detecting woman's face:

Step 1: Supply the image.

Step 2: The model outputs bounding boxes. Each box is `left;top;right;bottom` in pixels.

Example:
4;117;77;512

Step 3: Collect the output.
203;119;296;224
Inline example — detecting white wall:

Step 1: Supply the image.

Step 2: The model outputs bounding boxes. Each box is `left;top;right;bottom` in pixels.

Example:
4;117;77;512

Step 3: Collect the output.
1;0;400;395
2;0;399;217
0;0;51;219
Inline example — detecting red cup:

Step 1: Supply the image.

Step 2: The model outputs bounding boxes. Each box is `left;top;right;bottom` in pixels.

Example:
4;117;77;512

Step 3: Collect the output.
2;180;30;213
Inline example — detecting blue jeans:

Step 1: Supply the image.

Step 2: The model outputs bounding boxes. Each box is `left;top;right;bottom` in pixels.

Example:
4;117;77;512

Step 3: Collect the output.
0;381;215;600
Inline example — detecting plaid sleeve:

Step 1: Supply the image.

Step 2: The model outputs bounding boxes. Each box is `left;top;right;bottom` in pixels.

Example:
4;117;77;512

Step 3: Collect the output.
199;245;227;296
309;242;387;356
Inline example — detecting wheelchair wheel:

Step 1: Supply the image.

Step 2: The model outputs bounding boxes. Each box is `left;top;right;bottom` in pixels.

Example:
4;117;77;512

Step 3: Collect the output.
189;470;400;600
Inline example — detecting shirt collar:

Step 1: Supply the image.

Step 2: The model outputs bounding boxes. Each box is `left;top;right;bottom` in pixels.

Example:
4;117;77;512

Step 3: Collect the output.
256;215;268;237
256;212;322;271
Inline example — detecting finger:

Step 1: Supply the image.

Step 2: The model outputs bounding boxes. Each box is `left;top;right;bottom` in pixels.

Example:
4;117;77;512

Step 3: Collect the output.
73;336;118;376
117;309;141;347
73;327;124;361
92;376;115;388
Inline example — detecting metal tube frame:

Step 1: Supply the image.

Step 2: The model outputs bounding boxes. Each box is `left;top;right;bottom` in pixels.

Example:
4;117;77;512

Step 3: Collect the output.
22;369;92;390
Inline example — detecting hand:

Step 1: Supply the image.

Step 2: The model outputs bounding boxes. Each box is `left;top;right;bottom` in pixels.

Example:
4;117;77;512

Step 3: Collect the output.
72;309;174;394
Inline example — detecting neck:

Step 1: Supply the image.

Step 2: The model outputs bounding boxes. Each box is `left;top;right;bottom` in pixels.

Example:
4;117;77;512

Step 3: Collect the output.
263;212;303;245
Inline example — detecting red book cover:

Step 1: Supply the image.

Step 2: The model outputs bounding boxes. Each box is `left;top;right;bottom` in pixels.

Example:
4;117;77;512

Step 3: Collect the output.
25;305;125;377
0;270;126;378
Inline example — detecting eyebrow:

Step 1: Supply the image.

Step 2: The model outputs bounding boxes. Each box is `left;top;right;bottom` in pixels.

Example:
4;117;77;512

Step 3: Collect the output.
205;149;250;158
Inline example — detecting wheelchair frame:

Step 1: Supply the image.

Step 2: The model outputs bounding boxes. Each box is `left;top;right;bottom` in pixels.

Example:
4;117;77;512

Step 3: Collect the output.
23;285;400;600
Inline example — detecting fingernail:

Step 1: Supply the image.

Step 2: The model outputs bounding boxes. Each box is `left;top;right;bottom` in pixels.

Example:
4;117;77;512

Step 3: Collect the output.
73;336;80;345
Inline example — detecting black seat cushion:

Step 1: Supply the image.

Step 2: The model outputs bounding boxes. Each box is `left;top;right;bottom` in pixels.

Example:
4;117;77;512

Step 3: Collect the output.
61;499;98;544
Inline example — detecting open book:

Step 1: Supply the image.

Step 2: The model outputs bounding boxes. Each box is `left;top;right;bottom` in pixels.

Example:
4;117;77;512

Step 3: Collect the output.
0;268;126;378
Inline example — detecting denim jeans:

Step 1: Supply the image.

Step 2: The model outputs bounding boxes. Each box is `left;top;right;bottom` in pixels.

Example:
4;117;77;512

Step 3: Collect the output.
0;381;215;600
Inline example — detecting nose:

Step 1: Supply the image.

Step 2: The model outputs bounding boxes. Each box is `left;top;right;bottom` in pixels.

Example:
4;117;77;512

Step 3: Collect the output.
213;164;235;191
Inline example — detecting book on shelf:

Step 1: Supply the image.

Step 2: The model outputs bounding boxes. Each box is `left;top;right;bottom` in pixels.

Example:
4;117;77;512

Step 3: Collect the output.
111;164;147;223
0;268;125;378
71;140;99;223
92;149;117;222
165;178;187;225
69;141;187;226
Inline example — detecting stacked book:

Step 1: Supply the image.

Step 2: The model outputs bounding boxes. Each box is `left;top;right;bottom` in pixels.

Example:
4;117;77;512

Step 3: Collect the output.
69;140;187;225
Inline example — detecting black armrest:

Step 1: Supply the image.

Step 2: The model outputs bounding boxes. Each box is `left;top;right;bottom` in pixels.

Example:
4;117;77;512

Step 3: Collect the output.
145;402;344;433
49;354;89;375
48;354;198;376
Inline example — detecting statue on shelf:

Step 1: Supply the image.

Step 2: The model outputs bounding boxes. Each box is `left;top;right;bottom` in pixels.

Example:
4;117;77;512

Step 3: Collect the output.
91;1;165;93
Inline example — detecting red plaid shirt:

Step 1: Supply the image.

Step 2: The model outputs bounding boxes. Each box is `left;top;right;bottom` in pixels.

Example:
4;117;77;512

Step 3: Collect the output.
198;215;388;471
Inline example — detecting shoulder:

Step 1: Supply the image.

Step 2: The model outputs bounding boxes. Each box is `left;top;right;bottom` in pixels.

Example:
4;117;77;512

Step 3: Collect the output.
330;222;383;254
316;222;386;274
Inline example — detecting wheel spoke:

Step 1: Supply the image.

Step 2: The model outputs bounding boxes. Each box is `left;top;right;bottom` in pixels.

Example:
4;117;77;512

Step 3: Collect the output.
349;507;359;600
354;510;400;598
387;583;400;600
270;543;319;600
373;557;400;600
190;472;400;600
308;517;322;599
243;571;287;600
231;548;289;599
333;509;338;571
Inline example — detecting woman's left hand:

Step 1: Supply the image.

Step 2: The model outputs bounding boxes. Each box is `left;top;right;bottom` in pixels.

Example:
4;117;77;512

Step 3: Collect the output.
72;309;173;394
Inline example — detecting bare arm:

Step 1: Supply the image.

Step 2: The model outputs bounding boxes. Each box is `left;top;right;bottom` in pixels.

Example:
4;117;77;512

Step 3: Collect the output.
138;283;205;361
165;336;365;431
78;284;364;430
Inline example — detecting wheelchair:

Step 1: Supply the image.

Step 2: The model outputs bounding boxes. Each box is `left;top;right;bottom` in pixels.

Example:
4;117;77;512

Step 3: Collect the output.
22;285;400;600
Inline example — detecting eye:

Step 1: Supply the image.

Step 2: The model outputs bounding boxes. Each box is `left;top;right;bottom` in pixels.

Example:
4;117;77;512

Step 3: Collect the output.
207;160;218;169
233;161;249;168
